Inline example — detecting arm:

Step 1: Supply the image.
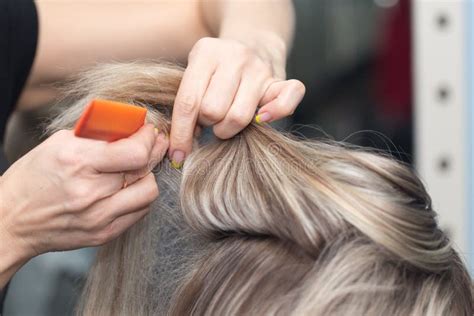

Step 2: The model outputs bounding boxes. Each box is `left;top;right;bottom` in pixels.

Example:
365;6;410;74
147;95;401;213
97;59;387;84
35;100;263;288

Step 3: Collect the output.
200;0;295;79
18;0;212;110
17;0;304;165
0;223;28;289
30;0;294;85
20;0;300;111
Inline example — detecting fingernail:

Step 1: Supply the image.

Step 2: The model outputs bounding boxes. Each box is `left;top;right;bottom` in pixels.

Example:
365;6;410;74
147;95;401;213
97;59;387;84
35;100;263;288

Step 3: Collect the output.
255;112;272;124
170;150;185;169
154;127;159;136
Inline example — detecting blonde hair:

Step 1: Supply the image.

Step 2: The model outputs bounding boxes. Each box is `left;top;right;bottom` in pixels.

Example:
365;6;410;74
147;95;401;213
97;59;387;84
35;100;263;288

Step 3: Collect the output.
47;62;473;315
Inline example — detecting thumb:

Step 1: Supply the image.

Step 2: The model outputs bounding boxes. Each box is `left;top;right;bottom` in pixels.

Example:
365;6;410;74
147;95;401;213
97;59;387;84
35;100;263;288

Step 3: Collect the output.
255;79;306;124
124;132;169;186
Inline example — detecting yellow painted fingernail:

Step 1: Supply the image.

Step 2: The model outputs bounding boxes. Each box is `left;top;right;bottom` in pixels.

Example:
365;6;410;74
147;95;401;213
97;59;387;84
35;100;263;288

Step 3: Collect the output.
170;150;185;169
154;127;159;135
170;160;183;169
255;112;272;124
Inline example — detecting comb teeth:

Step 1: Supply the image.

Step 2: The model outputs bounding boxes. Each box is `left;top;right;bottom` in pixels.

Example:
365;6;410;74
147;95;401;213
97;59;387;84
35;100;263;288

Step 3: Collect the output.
74;99;147;142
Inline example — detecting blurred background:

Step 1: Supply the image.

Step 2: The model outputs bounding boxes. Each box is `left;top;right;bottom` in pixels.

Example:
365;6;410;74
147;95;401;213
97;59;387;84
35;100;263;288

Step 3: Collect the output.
288;0;412;161
1;0;472;315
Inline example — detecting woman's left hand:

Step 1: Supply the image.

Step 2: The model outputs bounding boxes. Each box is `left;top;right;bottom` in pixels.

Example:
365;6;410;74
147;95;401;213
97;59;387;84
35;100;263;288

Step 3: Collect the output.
168;36;305;167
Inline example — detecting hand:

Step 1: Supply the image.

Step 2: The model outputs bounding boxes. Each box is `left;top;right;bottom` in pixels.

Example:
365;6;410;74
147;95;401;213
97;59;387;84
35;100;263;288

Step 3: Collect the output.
0;124;168;261
169;37;305;167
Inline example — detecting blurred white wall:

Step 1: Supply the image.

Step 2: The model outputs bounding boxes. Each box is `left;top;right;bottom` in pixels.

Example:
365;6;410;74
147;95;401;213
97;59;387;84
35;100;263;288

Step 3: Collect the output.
413;0;472;273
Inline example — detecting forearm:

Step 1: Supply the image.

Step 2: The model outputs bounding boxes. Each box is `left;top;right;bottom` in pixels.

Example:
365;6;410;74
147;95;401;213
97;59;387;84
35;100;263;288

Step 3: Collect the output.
200;0;295;78
0;246;26;290
0;185;28;288
0;219;28;289
19;0;211;110
19;0;295;110
31;1;210;86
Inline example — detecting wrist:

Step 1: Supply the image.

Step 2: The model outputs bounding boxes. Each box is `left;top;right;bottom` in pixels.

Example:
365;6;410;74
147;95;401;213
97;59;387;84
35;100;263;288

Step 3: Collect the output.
0;222;30;288
0;231;29;289
0;179;31;288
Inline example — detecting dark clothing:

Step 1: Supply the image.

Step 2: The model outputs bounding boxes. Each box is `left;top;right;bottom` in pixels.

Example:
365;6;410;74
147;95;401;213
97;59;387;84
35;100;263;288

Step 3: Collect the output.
0;0;38;311
0;283;8;315
0;0;38;138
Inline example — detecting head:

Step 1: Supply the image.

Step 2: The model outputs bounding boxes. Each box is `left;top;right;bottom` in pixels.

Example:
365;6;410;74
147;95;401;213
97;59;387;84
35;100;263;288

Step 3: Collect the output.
47;62;473;315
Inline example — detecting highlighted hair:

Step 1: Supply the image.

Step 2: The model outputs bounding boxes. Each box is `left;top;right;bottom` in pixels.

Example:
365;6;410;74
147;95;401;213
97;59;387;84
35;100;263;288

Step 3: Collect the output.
47;62;473;315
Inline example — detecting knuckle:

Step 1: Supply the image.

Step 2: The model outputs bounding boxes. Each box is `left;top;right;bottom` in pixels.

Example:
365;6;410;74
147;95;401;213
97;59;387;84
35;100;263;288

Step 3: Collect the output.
200;102;225;123
176;95;197;116
248;58;272;78
67;183;95;208
212;127;227;140
293;80;306;96
56;147;82;167
260;63;273;77
258;66;273;79
239;55;254;69
228;111;250;128
274;98;294;116
230;46;253;68
213;125;234;140
130;145;150;167
91;220;122;245
250;57;266;69
232;57;247;71
190;37;213;58
144;176;159;201
93;212;110;231
274;95;285;107
80;213;99;232
90;232;109;247
238;46;253;60
69;182;91;199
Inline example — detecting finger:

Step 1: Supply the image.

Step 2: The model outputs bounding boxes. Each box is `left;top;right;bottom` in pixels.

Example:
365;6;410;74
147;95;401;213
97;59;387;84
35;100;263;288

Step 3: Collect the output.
88;173;159;227
256;80;306;123
169;60;215;166
82;133;167;203
198;65;241;126
147;132;169;170
99;207;150;244
123;132;169;186
90;124;158;172
92;172;128;200
213;74;266;139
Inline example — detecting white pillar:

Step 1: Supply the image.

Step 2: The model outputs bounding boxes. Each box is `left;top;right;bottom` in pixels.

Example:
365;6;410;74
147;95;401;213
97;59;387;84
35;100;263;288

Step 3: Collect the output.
413;0;471;271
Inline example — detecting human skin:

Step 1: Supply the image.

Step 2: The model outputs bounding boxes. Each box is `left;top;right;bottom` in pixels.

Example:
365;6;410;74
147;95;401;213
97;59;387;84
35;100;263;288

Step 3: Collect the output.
0;125;168;288
18;0;304;166
1;0;304;289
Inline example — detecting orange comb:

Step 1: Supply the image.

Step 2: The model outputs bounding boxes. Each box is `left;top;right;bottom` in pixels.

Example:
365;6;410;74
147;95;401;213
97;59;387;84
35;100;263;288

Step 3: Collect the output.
74;99;147;142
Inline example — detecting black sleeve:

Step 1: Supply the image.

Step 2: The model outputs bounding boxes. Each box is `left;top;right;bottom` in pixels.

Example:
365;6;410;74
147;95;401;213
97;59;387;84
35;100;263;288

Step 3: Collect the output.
0;283;8;314
0;1;38;310
0;0;38;138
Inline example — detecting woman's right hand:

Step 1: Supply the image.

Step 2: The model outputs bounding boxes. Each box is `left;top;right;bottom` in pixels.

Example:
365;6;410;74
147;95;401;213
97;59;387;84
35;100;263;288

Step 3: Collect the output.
0;124;167;261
